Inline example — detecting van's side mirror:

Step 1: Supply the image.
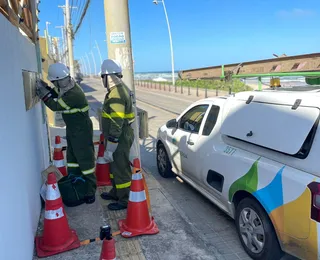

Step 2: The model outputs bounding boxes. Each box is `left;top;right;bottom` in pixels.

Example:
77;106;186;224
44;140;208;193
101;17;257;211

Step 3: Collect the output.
166;119;178;129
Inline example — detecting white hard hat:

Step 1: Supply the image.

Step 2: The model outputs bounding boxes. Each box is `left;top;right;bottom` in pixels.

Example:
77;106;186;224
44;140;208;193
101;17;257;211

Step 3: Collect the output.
100;59;122;76
47;63;70;81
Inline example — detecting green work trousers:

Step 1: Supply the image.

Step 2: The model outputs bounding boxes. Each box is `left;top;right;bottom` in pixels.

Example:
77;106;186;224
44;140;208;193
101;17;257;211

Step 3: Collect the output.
108;125;134;206
66;118;97;197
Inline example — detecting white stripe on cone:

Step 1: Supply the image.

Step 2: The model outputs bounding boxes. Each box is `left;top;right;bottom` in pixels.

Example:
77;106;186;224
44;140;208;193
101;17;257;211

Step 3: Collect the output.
97;157;107;164
53;159;65;168
131;173;143;180
129;190;146;202
45;207;64;220
55;143;62;149
46;184;61;200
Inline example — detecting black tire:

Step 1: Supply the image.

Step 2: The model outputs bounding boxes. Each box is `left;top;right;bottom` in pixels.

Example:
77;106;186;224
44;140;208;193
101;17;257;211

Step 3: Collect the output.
156;143;174;178
235;197;284;260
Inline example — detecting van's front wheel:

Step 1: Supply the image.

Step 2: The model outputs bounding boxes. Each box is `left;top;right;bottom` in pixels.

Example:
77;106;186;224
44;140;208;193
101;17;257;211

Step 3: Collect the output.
235;197;284;260
156;143;174;178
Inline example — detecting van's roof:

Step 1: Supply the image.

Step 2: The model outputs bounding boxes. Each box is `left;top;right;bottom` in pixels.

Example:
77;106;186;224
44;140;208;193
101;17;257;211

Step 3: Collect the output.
200;88;320;108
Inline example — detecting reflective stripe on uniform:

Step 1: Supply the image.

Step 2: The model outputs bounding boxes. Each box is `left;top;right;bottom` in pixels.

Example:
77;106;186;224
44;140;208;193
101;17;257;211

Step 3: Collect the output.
54;159;65;168
46;183;61;200
82;167;95;175
101;111;135;120
132;173;143;181
57;98;71;110
67;163;79;168
116;181;131;189
110;174;114;179
62;105;89;114
45;207;64;220
129;191;146;202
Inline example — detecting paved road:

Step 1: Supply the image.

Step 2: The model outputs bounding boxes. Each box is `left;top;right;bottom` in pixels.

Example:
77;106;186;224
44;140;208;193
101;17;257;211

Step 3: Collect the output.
82;78;296;260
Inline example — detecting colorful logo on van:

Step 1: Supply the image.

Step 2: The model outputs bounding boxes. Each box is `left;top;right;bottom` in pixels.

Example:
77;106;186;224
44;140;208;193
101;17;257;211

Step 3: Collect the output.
228;158;260;201
228;159;319;260
253;166;284;214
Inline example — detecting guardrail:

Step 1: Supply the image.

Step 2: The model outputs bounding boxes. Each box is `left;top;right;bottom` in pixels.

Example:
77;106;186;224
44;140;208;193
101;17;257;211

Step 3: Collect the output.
134;80;229;98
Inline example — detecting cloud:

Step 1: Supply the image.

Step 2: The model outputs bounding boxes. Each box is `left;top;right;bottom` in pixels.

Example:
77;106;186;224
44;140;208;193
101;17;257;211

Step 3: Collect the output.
276;8;315;18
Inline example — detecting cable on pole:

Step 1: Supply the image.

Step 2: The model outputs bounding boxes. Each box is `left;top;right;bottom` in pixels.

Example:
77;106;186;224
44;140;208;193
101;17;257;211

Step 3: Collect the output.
73;0;91;37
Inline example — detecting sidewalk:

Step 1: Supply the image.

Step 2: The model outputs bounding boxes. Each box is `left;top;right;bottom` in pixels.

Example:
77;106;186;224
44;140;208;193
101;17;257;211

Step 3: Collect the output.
33;168;225;260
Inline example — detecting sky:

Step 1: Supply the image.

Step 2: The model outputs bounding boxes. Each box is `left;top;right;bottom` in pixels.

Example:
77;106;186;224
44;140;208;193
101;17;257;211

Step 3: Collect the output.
38;0;320;73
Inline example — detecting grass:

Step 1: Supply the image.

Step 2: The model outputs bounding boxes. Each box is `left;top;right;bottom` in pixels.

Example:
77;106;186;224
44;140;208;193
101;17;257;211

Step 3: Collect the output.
136;79;253;93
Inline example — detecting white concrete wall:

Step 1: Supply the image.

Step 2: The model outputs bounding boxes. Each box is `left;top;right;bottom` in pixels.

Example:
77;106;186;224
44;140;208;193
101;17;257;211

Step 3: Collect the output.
0;15;50;260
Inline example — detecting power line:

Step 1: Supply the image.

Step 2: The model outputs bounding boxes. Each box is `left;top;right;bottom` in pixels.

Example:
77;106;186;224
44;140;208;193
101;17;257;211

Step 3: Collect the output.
73;0;91;37
76;0;85;29
74;0;84;27
71;0;79;22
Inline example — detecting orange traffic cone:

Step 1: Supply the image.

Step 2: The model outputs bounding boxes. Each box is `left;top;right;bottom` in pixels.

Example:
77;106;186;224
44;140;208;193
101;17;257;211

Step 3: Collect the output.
132;158;151;213
35;172;80;257
118;158;159;238
96;133;112;186
53;136;67;176
99;226;116;260
99;239;116;260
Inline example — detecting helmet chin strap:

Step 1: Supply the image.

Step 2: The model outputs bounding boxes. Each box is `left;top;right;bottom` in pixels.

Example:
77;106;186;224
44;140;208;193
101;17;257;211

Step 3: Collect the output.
102;75;110;92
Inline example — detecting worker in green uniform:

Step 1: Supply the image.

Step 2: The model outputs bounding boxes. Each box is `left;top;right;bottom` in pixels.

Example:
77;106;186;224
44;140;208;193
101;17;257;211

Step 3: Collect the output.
36;63;97;206
99;59;135;211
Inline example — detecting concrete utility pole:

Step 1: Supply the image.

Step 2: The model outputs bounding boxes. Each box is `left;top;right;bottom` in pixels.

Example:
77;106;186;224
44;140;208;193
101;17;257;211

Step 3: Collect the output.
95;40;103;68
58;5;76;69
65;0;75;78
103;0;140;161
58;6;68;66
53;37;60;61
55;26;66;63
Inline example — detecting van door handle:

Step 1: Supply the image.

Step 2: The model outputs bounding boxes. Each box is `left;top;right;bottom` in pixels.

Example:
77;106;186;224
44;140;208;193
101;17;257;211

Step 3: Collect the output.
187;141;194;145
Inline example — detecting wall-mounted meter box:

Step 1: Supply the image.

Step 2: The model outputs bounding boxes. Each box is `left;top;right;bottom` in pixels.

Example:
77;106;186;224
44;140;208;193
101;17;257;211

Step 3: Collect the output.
22;69;40;111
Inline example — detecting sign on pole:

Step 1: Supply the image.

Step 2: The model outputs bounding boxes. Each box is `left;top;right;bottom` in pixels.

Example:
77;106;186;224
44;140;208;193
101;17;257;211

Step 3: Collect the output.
110;32;126;44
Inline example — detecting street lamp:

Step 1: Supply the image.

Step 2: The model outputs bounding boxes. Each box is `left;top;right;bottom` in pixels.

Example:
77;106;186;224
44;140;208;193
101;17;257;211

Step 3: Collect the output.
85;53;92;77
90;51;97;76
81;56;89;76
80;57;87;76
94;40;103;67
45;21;52;56
153;0;175;89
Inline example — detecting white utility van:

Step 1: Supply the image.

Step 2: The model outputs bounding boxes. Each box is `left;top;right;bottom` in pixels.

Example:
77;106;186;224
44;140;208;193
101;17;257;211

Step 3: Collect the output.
156;88;320;260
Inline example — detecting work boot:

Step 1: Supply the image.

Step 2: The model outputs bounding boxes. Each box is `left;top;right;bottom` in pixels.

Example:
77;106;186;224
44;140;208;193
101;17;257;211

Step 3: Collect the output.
101;192;118;201
108;202;127;211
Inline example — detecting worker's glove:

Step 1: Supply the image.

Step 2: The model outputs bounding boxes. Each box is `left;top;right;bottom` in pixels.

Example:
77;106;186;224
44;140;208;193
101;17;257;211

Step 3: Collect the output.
36;78;51;101
104;140;118;163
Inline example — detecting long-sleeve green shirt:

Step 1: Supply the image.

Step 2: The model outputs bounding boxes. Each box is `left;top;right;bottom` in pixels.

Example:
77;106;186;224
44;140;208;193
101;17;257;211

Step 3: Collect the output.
44;84;90;131
101;83;135;143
